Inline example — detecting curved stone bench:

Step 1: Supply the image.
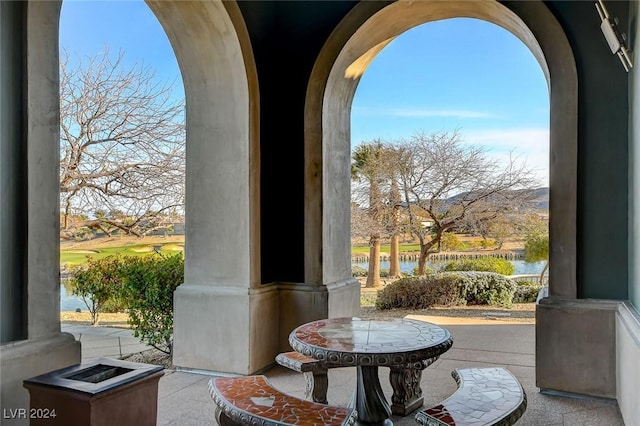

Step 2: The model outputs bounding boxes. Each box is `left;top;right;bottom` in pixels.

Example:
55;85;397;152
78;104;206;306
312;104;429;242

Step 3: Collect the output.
208;375;357;426
414;367;527;426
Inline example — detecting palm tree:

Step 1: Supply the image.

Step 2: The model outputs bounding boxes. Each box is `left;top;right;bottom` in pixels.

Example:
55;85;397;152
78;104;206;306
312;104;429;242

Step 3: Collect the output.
351;141;386;288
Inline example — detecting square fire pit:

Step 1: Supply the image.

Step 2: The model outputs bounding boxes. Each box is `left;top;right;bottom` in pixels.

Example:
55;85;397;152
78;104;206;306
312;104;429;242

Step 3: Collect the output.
23;357;164;426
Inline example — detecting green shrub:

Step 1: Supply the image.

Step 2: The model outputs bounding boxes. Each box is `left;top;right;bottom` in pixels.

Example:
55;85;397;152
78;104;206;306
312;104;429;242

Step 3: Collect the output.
412;265;434;276
513;280;543;303
352;266;368;277
101;294;128;313
442;257;515;275
445;271;516;308
119;253;184;355
479;239;496;249
375;271;516;310
375;275;464;310
69;255;124;325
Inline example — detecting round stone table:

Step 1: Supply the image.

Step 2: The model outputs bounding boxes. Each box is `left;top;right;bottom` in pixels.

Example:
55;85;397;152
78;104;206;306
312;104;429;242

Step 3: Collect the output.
289;317;453;426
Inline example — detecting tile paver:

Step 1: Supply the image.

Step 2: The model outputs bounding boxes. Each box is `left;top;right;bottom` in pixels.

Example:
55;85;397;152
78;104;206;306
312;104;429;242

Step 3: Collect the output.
61;321;625;426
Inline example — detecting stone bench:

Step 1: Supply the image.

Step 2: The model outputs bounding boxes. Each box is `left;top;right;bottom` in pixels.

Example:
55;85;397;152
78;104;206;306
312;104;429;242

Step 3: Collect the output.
414;367;527;426
208;375;357;426
275;351;329;404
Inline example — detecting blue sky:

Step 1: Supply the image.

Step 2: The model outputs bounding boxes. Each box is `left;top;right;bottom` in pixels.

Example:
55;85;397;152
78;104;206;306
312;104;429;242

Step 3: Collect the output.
351;19;549;186
60;1;549;186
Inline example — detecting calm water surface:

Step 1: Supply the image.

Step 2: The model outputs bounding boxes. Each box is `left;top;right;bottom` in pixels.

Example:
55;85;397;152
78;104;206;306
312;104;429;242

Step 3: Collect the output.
351;259;547;275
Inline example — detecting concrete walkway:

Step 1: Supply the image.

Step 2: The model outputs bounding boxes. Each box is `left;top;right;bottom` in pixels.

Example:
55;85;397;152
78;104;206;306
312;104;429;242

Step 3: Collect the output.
62;323;153;360
61;317;625;425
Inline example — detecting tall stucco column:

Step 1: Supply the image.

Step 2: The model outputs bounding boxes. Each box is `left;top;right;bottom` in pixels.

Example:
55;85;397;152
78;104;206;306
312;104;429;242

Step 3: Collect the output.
148;0;274;375
1;2;80;423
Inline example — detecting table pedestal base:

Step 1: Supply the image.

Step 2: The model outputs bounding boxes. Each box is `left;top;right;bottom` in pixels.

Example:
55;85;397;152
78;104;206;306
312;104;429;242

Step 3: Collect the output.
351;366;393;426
389;358;438;416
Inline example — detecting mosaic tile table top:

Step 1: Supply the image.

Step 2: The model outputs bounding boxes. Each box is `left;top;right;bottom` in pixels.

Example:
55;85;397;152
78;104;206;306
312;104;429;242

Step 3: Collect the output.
209;375;357;426
289;317;453;366
414;367;527;426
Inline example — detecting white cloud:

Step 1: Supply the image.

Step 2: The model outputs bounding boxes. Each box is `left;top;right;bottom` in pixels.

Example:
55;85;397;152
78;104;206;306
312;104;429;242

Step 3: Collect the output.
464;128;550;186
353;106;500;119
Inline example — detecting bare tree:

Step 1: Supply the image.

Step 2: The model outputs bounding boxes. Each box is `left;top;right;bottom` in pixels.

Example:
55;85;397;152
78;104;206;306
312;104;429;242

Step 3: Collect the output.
59;48;185;239
392;130;540;275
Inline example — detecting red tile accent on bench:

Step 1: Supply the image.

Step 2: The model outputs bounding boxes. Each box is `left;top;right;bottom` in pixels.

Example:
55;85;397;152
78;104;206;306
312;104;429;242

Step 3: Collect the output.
415;367;527;426
421;405;456;424
209;375;356;426
275;351;325;372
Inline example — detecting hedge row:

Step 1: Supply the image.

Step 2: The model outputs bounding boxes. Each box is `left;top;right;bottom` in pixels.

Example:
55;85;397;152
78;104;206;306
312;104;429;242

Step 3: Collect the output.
375;272;543;310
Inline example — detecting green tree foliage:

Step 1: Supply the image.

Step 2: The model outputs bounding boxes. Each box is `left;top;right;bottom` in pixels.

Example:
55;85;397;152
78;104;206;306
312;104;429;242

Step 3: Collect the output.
119;253;184;355
524;234;549;262
69;252;184;354
524;227;549;283
442;257;515;275
70;255;124;325
439;232;463;251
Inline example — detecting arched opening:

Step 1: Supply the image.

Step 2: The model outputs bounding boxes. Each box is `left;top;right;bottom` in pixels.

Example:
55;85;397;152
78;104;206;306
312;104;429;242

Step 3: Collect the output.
2;0;260;411
304;0;577;396
55;0;262;372
58;0;188;318
305;0;576;307
349;17;550;292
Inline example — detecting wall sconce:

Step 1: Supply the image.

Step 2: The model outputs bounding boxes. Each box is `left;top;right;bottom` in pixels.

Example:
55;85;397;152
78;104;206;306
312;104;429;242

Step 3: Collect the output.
595;0;633;72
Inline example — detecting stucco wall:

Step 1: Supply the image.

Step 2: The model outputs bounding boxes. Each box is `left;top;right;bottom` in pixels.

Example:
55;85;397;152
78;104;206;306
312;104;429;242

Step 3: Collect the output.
630;0;640;309
546;1;629;300
0;0;27;343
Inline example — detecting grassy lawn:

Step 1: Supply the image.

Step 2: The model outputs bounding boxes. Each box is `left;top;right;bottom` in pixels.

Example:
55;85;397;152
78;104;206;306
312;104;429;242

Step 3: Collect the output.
62;234;521;266
61;236;420;266
63;242;413;266
61;242;184;266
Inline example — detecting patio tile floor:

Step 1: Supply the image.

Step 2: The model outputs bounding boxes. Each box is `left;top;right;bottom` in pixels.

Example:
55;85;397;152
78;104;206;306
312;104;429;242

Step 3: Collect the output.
62;316;625;425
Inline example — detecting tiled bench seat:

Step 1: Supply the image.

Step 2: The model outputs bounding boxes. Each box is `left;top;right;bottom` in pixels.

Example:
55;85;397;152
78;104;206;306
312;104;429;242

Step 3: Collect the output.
208;375;357;426
275;351;329;404
414;367;527;426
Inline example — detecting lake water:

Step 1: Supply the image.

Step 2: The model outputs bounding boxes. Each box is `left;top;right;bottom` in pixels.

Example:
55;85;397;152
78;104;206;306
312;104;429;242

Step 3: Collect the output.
351;259;548;276
61;283;89;312
60;259;548;312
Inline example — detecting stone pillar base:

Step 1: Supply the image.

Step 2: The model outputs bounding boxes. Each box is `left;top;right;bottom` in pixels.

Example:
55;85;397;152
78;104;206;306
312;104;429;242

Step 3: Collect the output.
172;284;279;375
536;297;618;399
327;278;360;318
0;333;81;426
277;283;329;351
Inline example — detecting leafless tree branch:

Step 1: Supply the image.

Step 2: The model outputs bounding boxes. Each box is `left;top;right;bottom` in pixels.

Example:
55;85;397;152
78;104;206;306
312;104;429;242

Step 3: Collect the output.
59;48;185;239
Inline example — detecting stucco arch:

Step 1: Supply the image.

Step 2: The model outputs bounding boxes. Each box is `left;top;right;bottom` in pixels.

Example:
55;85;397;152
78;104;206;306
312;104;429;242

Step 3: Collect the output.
146;0;260;289
305;0;577;300
11;0;263;382
142;1;265;373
